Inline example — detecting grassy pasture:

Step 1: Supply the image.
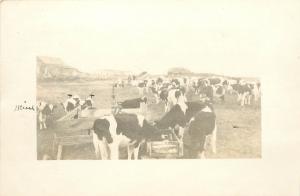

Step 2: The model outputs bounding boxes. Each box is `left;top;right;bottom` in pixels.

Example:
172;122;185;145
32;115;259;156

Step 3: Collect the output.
37;80;261;160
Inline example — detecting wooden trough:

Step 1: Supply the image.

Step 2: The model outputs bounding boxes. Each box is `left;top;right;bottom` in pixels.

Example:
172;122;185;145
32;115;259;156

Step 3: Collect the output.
146;129;183;159
52;132;92;160
52;118;96;160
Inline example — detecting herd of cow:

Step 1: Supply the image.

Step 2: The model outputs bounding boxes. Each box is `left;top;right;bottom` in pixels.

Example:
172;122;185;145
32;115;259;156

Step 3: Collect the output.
37;75;261;159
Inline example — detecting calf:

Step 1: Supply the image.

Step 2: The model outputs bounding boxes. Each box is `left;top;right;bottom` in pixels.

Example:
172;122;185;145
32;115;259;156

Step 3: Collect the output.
37;101;55;130
92;113;162;160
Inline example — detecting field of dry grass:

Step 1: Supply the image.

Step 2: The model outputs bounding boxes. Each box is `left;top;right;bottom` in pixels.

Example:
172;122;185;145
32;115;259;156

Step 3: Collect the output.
37;80;261;160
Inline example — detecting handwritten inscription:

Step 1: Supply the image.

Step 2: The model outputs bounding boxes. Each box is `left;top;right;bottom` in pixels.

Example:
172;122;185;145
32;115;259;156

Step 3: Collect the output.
14;101;35;111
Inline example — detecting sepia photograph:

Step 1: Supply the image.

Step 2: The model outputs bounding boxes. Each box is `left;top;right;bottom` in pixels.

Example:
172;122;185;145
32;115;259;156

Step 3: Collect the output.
2;1;300;196
37;56;261;160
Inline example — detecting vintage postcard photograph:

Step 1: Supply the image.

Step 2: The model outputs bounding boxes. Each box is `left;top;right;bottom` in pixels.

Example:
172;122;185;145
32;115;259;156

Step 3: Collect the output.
2;0;300;195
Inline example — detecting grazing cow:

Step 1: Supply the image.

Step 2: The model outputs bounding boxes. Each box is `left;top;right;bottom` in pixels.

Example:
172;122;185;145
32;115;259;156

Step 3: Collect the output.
61;94;81;112
155;101;217;158
37;101;55;130
118;97;147;109
137;80;148;96
212;85;226;102
193;78;210;95
114;97;148;114
197;80;214;103
113;79;125;88
208;78;222;86
92;113;162;160
80;94;95;110
165;87;187;112
156;77;163;85
249;82;260;102
231;82;252;106
149;82;170;104
195;79;226;103
171;78;180;88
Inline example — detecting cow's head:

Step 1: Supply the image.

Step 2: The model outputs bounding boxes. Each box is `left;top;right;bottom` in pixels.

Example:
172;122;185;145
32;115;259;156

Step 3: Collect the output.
141;96;148;104
48;104;57;113
141;120;164;141
155;104;186;129
93;119;113;144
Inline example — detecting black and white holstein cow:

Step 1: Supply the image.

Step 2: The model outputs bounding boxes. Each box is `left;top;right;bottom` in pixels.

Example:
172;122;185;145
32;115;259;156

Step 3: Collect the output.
231;81;254;106
165;87;187;112
132;80;149;96
91;113;162;160
117;97;147;109
37;101;55;130
113;79;125;88
61;94;81;112
195;79;226;103
154;101;217;158
80;94;95;110
62;94;95;112
114;97;148;114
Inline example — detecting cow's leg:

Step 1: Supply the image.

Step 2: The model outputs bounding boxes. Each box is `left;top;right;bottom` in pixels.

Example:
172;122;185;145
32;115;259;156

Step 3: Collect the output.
43;118;47;129
164;102;169;112
99;140;109;160
211;123;217;154
240;93;245;106
133;143;141;160
237;93;241;102
155;95;160;104
178;126;185;139
244;94;248;105
248;94;251;105
109;140;120;160
38;113;43;130
127;143;134;160
92;132;101;159
56;145;63;160
200;151;206;159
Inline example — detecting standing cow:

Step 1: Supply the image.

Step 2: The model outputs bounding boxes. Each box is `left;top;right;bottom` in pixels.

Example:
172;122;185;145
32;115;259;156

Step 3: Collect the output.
91;113;162;160
37;101;55;130
154;101;217;158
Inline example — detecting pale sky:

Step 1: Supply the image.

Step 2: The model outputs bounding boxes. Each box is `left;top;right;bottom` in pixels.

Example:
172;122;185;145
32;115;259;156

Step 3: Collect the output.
1;1;300;77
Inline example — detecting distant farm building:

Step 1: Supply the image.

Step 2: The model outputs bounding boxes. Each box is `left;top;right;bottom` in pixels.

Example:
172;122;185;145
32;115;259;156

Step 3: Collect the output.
167;67;192;77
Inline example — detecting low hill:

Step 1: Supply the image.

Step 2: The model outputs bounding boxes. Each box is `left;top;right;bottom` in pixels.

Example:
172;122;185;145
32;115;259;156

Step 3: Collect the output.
37;56;98;81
